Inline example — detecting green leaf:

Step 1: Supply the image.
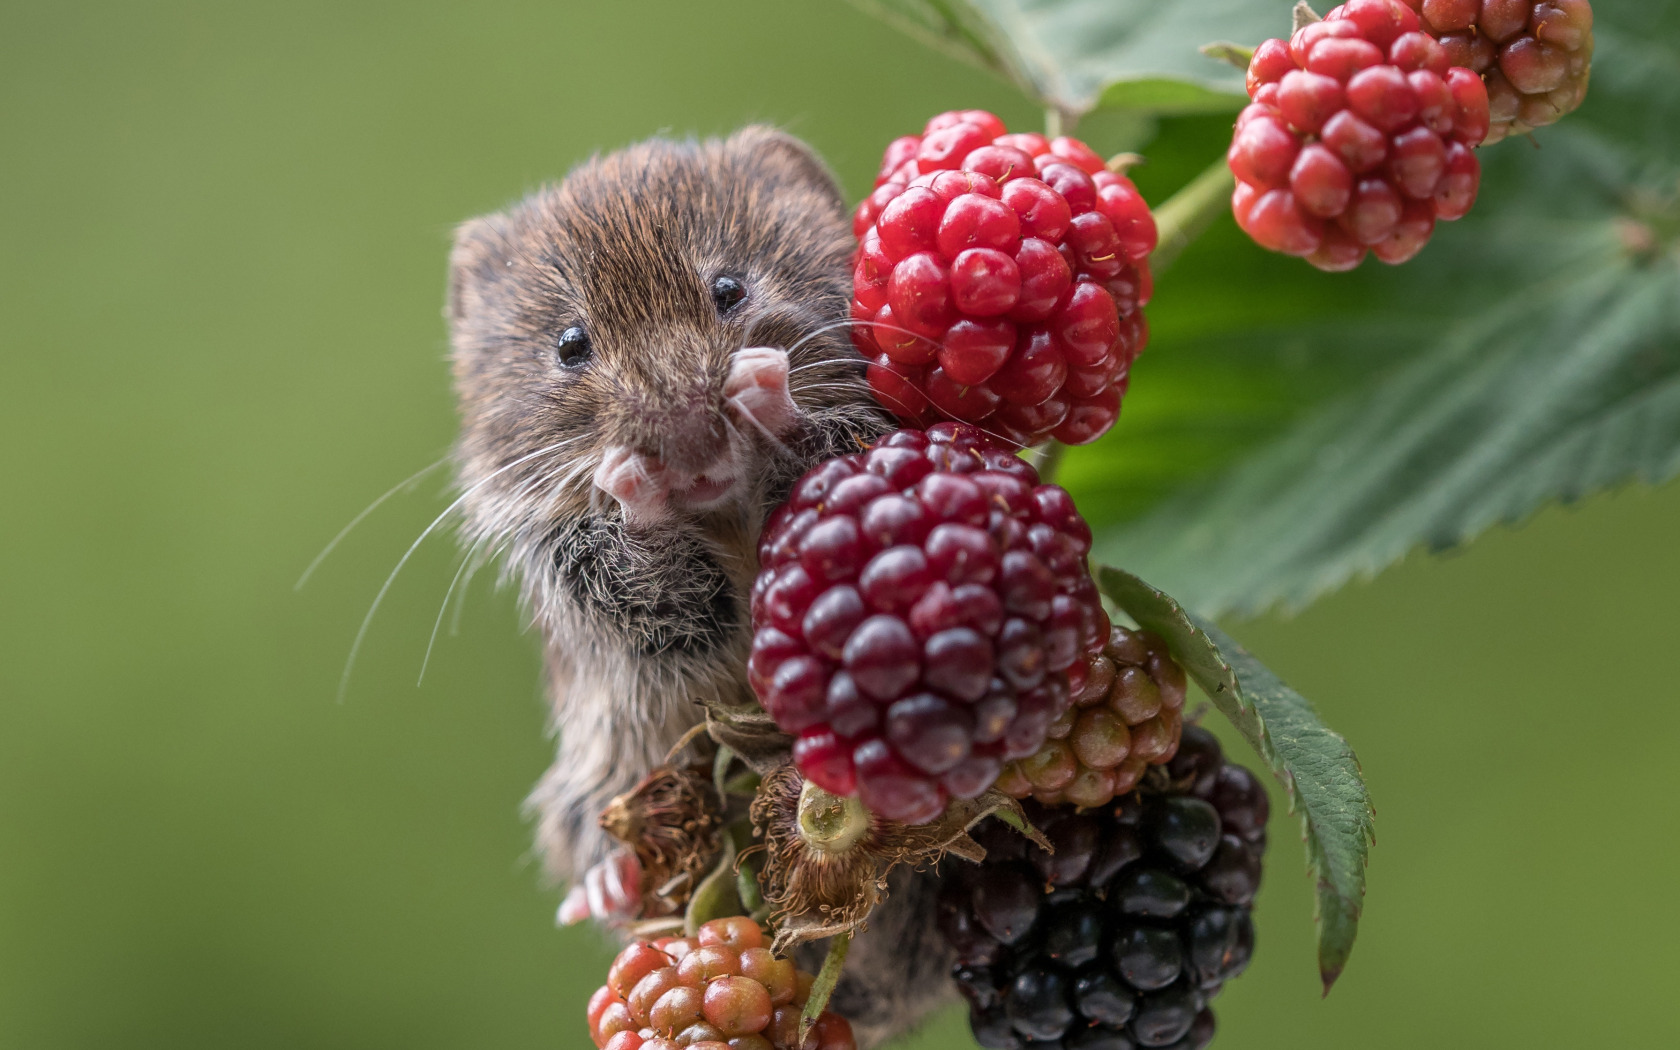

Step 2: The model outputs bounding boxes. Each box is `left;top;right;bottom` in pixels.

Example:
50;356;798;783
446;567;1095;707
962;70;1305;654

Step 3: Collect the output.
1067;0;1680;618
683;838;743;935
1099;566;1374;992
846;0;1288;118
1099;247;1680;615
1096;77;1246;117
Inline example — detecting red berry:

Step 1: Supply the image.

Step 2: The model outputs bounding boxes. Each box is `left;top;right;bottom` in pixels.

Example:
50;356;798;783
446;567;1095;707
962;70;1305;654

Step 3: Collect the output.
949;248;1022;317
1230;0;1493;269
795;726;857;795
610;943;673;999
855;110;1152;446
939;319;1014;385
590;923;854;1050
698;916;766;952
1000;626;1188;808
751;424;1108;822
1413;0;1593;143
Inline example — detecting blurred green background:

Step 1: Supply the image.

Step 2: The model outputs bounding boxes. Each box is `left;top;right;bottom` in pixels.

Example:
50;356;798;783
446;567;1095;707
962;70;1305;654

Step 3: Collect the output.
3;2;1678;1048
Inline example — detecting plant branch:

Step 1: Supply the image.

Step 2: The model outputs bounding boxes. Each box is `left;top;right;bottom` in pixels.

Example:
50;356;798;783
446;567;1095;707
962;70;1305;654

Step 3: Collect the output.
1030;440;1068;484
798;931;852;1041
1151;156;1237;274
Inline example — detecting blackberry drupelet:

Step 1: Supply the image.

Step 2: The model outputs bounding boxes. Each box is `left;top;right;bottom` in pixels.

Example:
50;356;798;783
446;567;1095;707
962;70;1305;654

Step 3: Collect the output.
852;110;1156;447
587;917;856;1050
997;625;1189;808
749;423;1109;823
939;727;1269;1049
1405;0;1594;143
1233;0;1491;270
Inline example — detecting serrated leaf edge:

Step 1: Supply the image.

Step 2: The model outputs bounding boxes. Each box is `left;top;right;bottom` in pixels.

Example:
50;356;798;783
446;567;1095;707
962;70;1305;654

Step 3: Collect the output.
1098;565;1376;993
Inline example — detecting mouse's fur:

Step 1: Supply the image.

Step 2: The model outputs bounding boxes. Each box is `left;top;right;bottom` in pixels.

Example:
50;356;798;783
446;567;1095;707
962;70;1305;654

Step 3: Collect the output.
446;128;952;1045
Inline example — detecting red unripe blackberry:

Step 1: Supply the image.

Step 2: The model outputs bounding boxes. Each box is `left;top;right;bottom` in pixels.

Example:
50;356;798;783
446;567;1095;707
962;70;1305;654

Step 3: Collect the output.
1397;0;1593;143
852;110;1156;448
1233;0;1490;270
750;424;1109;824
940;733;1268;1049
587;918;856;1049
996;625;1189;809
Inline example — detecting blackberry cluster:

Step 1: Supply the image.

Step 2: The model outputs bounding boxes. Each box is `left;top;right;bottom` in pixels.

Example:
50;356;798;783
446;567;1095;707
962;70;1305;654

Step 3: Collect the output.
998;626;1188;809
851;109;1156;447
1234;0;1490;270
938;727;1269;1049
1404;0;1594;143
587;917;856;1050
749;423;1109;824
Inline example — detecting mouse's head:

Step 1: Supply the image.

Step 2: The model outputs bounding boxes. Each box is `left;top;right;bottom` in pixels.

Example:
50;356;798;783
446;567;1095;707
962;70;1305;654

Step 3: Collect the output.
447;126;875;538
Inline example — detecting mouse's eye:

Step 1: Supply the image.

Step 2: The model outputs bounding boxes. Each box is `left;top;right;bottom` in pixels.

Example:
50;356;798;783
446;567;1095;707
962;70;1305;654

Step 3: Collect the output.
711;275;747;315
555;326;592;368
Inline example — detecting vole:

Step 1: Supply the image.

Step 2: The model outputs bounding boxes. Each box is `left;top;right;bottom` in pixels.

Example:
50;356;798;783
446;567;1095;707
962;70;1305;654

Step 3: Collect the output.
445;127;952;1046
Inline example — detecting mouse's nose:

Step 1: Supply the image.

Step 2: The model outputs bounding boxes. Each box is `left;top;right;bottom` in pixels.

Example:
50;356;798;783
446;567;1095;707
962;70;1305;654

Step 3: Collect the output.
643;399;730;477
602;377;729;478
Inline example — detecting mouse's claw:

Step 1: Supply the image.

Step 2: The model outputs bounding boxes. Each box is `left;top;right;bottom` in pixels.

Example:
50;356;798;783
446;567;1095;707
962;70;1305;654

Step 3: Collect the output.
725;346;799;441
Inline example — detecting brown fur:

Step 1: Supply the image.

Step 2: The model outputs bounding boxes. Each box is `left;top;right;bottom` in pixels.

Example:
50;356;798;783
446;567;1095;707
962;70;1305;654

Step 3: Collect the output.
445;127;958;1047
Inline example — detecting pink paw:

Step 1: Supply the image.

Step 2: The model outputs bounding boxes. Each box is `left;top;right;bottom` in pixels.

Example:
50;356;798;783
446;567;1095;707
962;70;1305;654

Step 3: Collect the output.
725;346;799;440
593;445;673;525
557;850;642;926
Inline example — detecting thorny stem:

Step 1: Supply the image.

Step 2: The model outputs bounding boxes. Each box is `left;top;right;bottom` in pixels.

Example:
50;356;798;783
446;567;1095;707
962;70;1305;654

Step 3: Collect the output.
1152;156;1238;274
799;930;853;1042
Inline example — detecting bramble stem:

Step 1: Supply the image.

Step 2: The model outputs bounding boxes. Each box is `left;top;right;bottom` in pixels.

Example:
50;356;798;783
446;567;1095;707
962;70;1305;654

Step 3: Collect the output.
1151;156;1237;274
1030;440;1068;484
799;931;853;1041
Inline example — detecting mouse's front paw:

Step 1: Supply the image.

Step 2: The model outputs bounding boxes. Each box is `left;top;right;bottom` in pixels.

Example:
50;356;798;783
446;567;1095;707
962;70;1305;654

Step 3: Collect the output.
725;346;799;441
593;446;674;526
557;849;642;927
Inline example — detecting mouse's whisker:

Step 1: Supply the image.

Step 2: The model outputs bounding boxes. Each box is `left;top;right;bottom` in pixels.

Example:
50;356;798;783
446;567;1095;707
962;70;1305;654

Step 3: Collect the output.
340;437;576;703
296;456;452;591
855;319;951;348
786;354;870;378
791;383;876;403
779;318;864;355
743;303;843;350
418;529;492;686
449;531;509;637
727;397;793;455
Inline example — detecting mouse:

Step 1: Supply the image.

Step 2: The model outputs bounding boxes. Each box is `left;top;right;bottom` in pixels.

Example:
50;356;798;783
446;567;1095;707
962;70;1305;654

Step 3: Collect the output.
445;127;954;1046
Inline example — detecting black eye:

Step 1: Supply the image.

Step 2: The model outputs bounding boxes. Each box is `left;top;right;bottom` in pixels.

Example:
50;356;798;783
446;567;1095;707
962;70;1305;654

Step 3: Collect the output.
556;326;592;368
711;275;747;314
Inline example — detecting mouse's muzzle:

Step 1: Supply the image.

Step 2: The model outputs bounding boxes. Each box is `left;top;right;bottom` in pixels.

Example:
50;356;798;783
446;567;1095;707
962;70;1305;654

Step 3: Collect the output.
593;346;800;526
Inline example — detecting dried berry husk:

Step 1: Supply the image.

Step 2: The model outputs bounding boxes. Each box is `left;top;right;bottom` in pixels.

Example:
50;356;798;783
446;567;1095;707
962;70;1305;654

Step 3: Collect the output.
751;762;1038;951
706;681;795;775
601;763;725;917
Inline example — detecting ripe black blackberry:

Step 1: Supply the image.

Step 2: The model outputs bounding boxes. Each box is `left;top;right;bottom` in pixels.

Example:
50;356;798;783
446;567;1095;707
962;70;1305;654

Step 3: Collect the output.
938;726;1268;1049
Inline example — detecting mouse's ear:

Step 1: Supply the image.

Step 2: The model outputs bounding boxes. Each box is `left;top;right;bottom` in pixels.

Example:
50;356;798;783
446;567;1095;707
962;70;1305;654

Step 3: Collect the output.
445;213;507;330
724;125;846;214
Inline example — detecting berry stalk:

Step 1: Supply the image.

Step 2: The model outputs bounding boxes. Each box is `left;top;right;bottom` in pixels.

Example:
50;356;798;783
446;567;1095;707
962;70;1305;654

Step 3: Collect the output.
798;931;853;1044
1151;158;1241;274
1025;154;1246;486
